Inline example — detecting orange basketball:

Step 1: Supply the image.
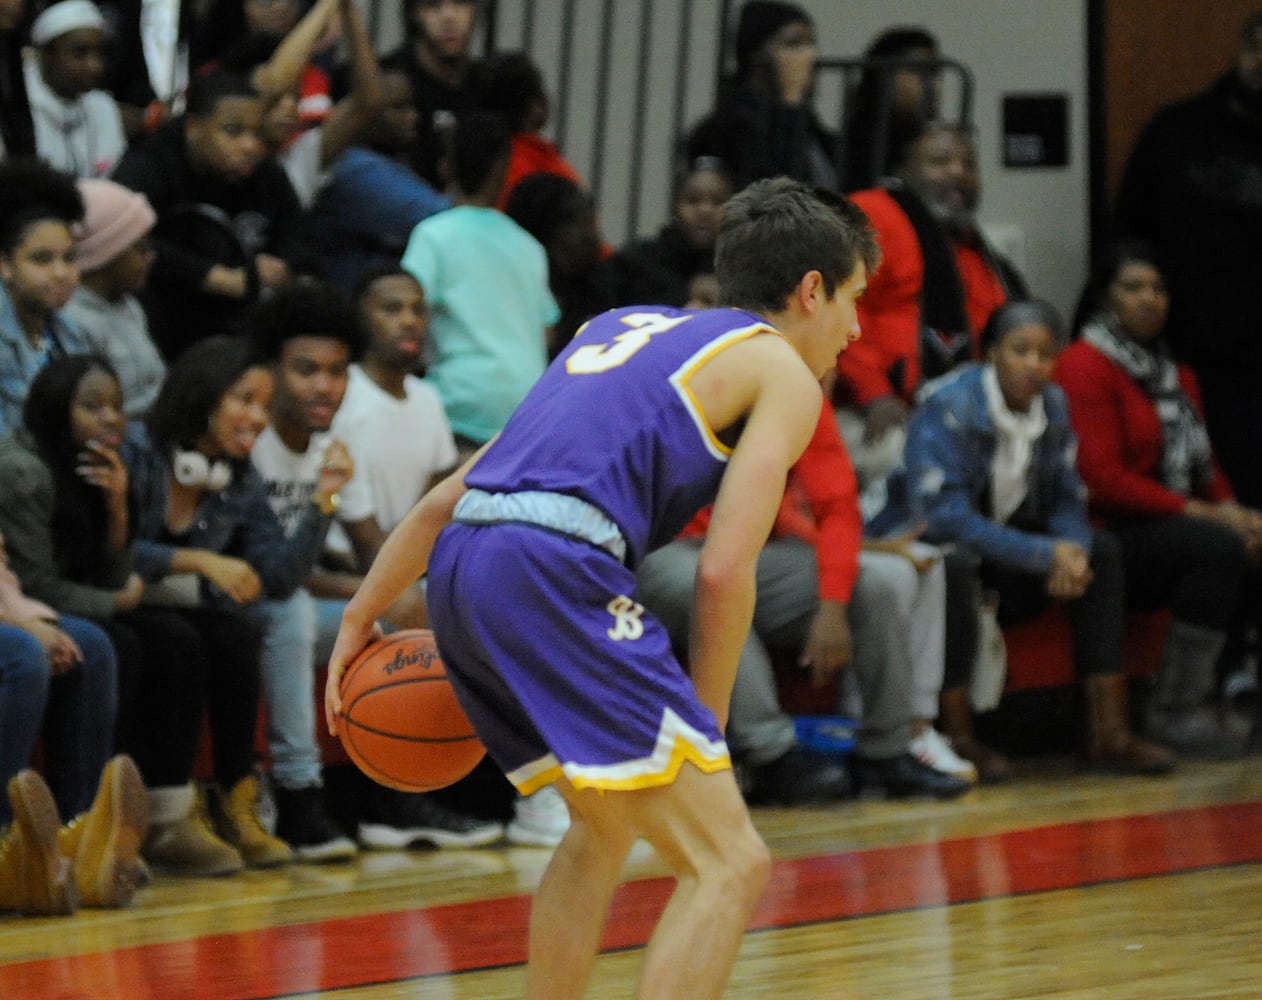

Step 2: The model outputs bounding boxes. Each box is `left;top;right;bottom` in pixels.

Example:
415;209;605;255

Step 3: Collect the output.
338;629;486;792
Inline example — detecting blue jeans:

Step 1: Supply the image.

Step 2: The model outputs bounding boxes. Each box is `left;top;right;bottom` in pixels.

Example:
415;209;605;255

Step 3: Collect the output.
253;591;345;790
0;616;117;825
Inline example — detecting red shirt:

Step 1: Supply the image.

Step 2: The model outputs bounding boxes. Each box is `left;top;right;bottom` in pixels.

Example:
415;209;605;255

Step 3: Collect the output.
497;133;583;210
838;188;1008;406
678;400;861;603
1054;339;1233;518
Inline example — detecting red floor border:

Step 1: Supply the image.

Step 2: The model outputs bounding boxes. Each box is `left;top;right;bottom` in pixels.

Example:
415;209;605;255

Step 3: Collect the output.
4;800;1262;998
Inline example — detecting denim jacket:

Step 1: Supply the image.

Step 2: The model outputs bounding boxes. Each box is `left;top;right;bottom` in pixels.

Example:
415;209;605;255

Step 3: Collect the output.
122;425;331;609
868;363;1092;574
0;282;89;438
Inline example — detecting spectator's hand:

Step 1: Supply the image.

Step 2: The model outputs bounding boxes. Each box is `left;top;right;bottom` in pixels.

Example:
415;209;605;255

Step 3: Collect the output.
114;573;146;612
255;254;291;290
1048;541;1091;599
863;524;940;573
316;439;355;501
862;394;910;445
196;553;262;604
204;265;249;298
23;618;82;675
77;439;127;511
773;38;817;105
800;600;852;686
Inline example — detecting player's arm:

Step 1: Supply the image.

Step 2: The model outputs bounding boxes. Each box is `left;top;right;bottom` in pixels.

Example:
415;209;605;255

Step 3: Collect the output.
325;438;495;734
687;340;821;728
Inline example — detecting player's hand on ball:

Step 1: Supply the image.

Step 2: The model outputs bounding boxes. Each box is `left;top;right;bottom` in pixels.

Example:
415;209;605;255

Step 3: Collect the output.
325;617;383;735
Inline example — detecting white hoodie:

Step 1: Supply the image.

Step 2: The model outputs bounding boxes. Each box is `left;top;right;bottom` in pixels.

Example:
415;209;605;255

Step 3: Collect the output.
23;49;125;178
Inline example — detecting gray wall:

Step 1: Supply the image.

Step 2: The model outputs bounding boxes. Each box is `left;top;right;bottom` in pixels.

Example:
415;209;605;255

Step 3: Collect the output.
370;1;1090;318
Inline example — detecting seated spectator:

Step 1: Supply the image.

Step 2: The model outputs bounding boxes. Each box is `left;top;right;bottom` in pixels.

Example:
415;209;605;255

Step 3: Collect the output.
0;354;256;879
476;49;583;209
870;300;1176;775
0;529;149;914
839;26;941;192
123;335;335;871
381;0;482;189
401;111;558;455
112;70;300;361
687;1;837;190
62;177;164;418
1;0;36;160
332;266;458;540
600;157;733;310
228;0;382;209
1056;242;1256;757
639;401;972;803
303;68;450;293
836;121;1025;493
331;266;569;849
244;279;504;856
0;157;88;436
504;173;605;356
22;0;127;177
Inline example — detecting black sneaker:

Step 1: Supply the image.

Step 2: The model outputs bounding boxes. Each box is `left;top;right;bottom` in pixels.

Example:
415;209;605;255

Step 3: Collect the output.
357;790;503;850
745;746;852;806
852;752;972;800
273;785;357;863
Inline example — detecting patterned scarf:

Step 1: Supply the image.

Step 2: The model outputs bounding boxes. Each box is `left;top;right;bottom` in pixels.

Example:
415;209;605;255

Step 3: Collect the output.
1080;312;1212;495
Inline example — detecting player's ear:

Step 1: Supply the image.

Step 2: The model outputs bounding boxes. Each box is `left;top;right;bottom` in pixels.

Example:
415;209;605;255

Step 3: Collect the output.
796;270;825;314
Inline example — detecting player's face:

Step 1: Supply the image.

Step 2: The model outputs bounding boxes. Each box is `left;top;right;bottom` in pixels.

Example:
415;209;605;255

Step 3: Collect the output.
41;27;106;98
186;97;266;183
0;219;79;315
989;322;1058;414
274;336;351;434
70;368;125;451
1106;261;1168;343
413;0;477;62
807;262;865;378
202;366;274;459
675;167;732;250
361;275;428;368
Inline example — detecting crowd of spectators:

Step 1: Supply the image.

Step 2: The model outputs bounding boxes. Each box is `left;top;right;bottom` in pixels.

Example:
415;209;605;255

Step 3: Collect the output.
2;0;1261;917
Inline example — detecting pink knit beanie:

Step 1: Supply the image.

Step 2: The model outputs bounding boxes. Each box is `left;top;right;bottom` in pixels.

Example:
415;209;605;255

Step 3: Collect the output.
74;178;157;273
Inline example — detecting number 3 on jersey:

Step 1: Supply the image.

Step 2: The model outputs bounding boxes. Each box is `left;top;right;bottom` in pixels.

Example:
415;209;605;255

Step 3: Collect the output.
566;312;692;375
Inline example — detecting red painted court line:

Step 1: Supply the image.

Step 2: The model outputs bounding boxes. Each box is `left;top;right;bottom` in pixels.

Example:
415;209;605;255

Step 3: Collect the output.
3;800;1262;998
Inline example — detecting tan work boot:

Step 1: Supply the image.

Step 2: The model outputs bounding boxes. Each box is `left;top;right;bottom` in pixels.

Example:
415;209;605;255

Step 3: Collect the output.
209;775;292;868
142;784;244;877
58;755;150;908
0;770;77;915
1084;674;1176;775
938;686;1012;784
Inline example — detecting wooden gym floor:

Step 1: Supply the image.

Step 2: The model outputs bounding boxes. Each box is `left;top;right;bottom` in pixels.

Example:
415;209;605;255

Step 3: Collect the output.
2;754;1261;998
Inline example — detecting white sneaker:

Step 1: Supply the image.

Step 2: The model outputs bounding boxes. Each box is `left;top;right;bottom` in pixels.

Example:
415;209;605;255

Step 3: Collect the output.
909;728;978;785
506;786;570;847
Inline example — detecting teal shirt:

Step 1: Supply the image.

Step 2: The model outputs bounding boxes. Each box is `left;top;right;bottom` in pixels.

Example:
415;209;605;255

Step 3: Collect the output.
401;205;559;443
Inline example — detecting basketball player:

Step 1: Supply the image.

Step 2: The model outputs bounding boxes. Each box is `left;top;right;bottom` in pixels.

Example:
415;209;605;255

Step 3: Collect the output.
326;177;878;999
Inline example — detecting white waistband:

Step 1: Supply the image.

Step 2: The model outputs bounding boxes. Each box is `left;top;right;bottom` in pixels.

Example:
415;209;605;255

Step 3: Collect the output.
453;489;627;563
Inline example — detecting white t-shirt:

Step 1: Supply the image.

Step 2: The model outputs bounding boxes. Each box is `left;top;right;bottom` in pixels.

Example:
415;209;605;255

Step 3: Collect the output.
250;426;374;537
331;364;458;535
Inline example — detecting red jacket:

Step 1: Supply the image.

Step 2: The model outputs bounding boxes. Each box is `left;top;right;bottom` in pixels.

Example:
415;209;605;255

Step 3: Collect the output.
679;400;861;603
837;188;1008;406
1054;339;1233;518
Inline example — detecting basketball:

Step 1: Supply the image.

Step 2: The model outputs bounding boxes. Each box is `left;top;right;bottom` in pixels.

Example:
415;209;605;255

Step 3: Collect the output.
338;629;486;792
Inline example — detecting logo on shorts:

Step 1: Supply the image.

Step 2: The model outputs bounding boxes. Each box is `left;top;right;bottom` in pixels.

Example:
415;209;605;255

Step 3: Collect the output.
606;595;646;641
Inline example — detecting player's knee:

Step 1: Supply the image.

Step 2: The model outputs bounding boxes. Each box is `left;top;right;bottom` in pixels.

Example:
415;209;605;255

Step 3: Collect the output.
714;823;771;906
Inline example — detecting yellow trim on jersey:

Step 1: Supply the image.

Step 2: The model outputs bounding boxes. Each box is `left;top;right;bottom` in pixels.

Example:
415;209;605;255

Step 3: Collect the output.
507;708;733;795
669;322;782;462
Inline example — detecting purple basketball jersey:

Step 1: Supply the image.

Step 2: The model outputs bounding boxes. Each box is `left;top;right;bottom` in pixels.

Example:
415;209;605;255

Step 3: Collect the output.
464;307;780;567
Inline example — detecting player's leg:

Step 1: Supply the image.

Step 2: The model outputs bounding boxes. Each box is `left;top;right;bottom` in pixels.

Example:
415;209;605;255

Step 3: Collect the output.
525;778;638;1000
629;763;771;1000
